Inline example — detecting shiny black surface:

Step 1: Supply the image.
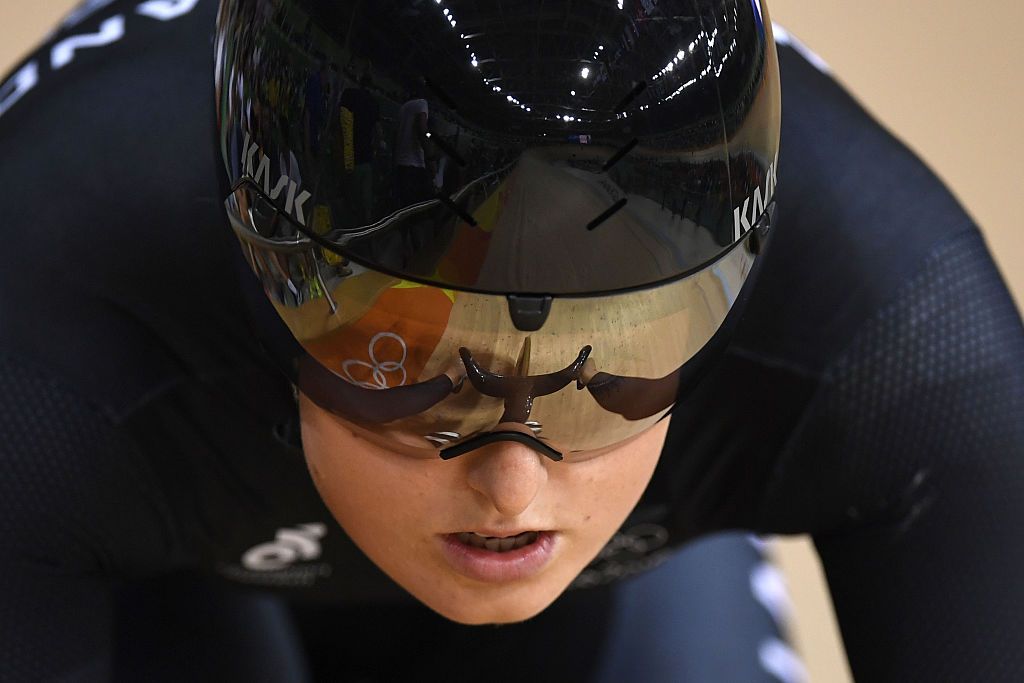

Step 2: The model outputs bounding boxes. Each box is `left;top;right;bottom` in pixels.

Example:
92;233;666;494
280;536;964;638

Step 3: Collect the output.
216;0;780;294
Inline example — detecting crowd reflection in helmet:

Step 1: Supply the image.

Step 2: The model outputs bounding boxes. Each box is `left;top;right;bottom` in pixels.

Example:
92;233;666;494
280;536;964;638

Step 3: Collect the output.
219;0;776;302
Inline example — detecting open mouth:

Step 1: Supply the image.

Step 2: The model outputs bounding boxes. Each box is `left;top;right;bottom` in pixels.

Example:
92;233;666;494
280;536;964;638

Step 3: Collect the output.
441;530;557;582
455;531;540;552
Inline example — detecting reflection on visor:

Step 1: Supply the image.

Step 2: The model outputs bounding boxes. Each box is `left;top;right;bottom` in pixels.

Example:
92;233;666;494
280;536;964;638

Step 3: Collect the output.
227;178;771;457
460;344;592;424
297;337;682;460
216;0;781;294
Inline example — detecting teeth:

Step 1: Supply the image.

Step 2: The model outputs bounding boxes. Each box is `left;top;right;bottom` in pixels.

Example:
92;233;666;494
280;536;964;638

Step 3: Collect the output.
456;531;541;552
515;531;539;549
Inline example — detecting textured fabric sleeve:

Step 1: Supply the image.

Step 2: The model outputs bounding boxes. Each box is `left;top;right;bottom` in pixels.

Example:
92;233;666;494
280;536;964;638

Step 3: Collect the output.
763;230;1024;681
0;356;179;681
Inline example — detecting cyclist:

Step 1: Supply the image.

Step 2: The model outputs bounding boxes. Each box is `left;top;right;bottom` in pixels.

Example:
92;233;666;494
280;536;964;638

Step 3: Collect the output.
1;1;1021;681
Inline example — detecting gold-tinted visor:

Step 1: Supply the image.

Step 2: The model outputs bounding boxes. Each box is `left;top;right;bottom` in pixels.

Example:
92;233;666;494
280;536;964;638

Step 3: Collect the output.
227;183;761;457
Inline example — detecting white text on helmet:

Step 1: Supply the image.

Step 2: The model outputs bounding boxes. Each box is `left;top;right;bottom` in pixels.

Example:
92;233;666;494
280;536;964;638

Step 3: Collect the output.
733;153;779;242
242;131;312;227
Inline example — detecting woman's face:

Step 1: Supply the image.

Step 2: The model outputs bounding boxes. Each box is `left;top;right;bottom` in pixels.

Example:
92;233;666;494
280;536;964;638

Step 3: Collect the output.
299;393;669;624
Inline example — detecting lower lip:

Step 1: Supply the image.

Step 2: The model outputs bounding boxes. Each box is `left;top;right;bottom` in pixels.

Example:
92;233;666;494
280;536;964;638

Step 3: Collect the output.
439;532;558;583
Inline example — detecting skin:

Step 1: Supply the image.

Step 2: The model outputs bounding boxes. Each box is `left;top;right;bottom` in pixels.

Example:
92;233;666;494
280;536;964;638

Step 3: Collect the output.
299;392;670;625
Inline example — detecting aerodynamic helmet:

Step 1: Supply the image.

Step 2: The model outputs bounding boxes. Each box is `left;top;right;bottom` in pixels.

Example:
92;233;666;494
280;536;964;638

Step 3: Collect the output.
214;0;781;459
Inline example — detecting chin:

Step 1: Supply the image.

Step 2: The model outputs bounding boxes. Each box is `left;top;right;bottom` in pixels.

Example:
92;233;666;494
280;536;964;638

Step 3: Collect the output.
419;583;566;626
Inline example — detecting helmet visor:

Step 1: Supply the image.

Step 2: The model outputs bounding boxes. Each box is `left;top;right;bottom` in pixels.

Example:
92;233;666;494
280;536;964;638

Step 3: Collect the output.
215;0;781;295
227;179;763;458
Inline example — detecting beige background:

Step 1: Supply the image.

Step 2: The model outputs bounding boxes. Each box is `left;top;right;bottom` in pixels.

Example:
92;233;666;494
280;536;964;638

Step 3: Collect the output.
765;2;1022;681
3;3;1021;682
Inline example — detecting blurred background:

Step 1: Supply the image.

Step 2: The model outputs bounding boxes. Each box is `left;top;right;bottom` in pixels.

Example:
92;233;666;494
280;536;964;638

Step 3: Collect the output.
2;2;1020;681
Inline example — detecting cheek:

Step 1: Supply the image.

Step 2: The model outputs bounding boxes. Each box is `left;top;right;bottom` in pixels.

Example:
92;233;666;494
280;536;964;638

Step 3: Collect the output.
560;421;667;541
298;395;470;592
299;403;475;613
303;425;376;515
300;403;426;545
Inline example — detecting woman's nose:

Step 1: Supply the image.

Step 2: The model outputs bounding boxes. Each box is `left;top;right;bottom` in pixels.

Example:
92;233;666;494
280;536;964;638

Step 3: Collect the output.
465;440;549;517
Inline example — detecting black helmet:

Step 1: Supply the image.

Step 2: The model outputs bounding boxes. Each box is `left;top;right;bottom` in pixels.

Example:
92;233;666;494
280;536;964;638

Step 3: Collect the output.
214;0;781;459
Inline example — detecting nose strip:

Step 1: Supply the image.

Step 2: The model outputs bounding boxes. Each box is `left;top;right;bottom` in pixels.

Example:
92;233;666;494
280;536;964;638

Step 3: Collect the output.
440;430;563;461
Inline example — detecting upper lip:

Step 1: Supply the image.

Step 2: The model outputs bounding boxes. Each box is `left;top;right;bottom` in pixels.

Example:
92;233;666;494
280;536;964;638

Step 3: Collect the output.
450;529;547;538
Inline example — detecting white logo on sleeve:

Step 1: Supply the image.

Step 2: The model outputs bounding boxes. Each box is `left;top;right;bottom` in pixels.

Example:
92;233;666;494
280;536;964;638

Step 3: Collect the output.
0;62;39;119
242;523;326;572
50;15;125;70
136;0;201;21
0;0;202;121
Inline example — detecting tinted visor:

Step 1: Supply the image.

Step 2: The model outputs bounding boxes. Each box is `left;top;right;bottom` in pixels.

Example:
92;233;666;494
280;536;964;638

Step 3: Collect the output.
227;180;767;457
215;0;781;294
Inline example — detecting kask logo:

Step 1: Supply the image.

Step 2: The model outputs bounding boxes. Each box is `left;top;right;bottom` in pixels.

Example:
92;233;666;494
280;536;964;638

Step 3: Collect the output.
733;153;779;242
242;523;326;572
242;132;313;227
